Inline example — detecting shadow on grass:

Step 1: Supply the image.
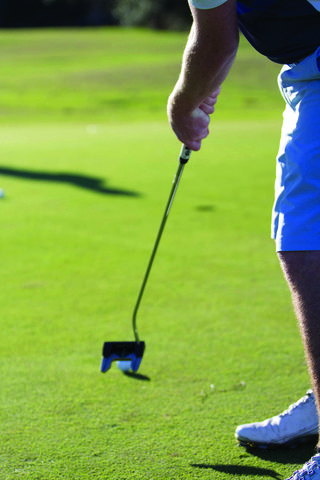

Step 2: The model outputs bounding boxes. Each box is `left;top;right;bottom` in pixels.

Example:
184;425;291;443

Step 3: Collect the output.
191;464;281;479
195;204;215;212
0;166;140;197
124;372;151;381
242;443;317;466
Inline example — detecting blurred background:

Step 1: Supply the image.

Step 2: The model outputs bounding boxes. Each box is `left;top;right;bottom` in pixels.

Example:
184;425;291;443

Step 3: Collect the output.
0;0;192;30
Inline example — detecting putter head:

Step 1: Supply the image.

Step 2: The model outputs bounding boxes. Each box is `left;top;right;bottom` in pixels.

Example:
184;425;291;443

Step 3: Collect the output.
100;341;145;373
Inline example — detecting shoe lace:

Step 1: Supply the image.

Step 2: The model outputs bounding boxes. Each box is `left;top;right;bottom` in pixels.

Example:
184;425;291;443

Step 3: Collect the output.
279;390;314;418
289;455;320;480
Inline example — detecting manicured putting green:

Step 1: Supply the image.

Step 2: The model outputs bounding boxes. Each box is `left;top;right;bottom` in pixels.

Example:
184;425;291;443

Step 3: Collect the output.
0;28;311;479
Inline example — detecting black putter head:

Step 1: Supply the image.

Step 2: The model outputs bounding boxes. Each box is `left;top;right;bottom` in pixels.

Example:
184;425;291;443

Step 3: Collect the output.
100;341;145;373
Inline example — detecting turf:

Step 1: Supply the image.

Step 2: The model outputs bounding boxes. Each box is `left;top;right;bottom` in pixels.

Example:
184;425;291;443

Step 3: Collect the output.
0;28;313;479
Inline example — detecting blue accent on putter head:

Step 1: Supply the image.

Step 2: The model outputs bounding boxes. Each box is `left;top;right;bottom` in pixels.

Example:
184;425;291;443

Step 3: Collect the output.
101;341;145;373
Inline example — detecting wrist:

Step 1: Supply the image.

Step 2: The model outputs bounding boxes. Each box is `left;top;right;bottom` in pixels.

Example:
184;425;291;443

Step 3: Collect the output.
167;83;199;123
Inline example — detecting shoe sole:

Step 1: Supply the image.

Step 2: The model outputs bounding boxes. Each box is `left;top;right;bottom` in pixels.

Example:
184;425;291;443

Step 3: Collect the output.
236;433;318;449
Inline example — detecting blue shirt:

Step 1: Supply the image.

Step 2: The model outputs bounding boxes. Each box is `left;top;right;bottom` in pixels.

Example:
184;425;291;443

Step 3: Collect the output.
190;0;320;64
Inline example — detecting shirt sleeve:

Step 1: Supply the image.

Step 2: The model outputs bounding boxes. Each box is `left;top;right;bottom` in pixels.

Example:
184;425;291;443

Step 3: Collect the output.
189;0;228;9
307;0;320;12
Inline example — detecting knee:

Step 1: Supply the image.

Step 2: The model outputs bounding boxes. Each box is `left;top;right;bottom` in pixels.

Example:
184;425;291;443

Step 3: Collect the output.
278;250;320;293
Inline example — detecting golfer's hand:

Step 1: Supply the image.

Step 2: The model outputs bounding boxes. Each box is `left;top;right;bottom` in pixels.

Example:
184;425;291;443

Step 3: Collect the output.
167;89;220;151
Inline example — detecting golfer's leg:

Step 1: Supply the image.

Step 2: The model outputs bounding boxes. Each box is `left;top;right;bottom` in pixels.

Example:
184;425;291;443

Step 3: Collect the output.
236;51;320;449
235;251;320;449
273;55;320;438
278;250;320;444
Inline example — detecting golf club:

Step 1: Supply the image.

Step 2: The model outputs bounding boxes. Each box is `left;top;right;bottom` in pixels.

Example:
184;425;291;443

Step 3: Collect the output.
101;144;192;373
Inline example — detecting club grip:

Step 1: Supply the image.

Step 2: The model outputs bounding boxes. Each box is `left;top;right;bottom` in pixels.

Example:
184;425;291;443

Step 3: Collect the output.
179;144;192;164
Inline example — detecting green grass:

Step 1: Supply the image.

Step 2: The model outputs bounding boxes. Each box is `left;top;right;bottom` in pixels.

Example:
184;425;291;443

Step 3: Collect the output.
0;28;312;479
0;28;280;123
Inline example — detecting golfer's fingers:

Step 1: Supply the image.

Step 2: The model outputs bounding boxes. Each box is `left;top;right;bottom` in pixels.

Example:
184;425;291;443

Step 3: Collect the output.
184;136;205;151
178;122;209;151
209;87;222;101
205;95;218;105
199;102;215;115
184;125;210;151
199;89;221;115
170;107;211;151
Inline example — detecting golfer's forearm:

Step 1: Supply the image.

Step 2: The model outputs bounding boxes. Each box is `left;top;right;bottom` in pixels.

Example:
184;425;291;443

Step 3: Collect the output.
170;1;239;113
174;26;238;111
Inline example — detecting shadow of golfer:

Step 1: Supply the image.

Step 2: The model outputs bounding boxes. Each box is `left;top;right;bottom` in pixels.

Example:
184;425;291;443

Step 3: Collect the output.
191;463;281;479
0;166;140;197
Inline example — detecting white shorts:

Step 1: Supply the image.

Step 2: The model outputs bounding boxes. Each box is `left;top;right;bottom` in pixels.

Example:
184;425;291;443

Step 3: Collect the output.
272;46;320;251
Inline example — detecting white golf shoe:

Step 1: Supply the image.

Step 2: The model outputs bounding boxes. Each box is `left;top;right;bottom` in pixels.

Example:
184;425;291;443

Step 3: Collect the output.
287;454;320;479
235;390;319;447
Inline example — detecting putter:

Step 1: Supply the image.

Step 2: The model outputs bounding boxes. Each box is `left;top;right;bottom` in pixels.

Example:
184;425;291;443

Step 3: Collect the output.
101;144;192;373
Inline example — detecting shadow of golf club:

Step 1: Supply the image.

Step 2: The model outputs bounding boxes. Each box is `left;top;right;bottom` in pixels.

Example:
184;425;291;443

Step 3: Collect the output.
191;463;281;479
123;372;151;381
0;166;140;197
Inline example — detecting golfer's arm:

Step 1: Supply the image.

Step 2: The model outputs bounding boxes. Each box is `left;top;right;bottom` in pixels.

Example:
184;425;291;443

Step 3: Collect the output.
172;0;239;112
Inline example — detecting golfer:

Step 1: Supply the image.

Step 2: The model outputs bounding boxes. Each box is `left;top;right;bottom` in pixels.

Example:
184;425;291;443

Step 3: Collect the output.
167;1;320;479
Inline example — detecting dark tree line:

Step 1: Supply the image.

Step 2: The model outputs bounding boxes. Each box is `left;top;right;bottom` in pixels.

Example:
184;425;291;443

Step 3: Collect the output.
0;0;116;27
0;0;191;29
114;0;191;29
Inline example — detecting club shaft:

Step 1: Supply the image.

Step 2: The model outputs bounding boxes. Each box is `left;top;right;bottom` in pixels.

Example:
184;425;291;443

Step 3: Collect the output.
132;145;191;343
